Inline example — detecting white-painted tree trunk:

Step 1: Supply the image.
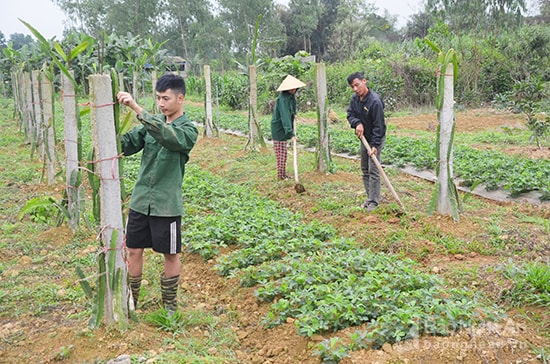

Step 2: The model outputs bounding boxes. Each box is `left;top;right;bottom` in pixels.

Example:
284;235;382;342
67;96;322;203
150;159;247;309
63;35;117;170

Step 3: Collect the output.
89;74;128;329
316;63;331;173
437;64;455;215
204;65;214;137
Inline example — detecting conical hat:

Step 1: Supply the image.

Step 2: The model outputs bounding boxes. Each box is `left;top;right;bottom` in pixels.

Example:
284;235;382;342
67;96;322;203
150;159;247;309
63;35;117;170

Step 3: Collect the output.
277;75;306;92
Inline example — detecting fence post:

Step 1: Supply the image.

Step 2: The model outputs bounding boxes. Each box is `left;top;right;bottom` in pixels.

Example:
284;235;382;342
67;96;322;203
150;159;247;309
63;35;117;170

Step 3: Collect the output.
40;72;56;184
204;65;215;137
316;63;331;173
89;74;128;330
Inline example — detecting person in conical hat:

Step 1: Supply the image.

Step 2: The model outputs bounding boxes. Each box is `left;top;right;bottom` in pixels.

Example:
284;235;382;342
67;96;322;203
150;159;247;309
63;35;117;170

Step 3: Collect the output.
276;75;306;92
271;75;306;180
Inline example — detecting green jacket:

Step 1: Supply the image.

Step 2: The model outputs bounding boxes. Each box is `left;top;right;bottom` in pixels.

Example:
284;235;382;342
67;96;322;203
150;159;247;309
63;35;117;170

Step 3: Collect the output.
121;111;198;217
270;91;296;141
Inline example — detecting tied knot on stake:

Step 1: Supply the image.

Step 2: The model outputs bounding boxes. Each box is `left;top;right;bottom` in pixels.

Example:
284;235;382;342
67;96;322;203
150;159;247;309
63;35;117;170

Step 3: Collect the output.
96;224;128;266
88;153;124;181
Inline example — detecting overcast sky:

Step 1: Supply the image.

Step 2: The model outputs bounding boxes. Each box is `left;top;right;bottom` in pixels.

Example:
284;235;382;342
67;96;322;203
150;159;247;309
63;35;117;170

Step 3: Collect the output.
1;0;426;40
0;0;540;40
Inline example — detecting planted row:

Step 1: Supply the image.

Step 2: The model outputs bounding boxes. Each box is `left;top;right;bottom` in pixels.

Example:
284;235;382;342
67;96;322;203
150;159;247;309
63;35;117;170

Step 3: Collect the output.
178;164;501;357
185;104;550;200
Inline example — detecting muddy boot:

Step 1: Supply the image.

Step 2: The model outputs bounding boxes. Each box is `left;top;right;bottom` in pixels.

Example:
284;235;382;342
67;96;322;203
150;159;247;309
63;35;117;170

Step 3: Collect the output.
129;275;142;309
160;274;179;315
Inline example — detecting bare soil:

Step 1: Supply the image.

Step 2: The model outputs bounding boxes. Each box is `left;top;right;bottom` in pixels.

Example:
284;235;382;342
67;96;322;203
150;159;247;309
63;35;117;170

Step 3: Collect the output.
1;108;549;364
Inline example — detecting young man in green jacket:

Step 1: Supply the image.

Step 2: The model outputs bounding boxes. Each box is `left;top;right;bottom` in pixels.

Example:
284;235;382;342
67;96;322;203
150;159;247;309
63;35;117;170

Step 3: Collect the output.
117;73;198;314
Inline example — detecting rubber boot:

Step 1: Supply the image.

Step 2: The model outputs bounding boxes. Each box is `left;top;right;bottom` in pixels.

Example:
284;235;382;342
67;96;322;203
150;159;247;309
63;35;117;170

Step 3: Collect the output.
160;274;179;314
129;275;142;309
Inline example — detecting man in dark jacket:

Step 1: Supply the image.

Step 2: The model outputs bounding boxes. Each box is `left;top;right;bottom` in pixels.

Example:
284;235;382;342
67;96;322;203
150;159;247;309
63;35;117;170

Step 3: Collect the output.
346;72;386;212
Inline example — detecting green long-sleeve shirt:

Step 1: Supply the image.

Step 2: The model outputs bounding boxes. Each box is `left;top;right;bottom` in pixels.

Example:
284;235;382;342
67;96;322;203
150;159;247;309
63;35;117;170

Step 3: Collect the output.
270;91;296;141
121;111;198;217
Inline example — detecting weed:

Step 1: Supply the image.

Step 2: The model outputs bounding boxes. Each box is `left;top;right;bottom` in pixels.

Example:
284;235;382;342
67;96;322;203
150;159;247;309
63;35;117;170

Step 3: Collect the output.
529;344;550;364
145;309;189;333
501;259;550;307
314;337;350;363
53;345;73;361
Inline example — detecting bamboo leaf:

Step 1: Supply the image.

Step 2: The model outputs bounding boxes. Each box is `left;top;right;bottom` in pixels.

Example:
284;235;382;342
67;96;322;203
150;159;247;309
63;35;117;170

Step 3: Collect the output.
19;19;50;49
53;42;68;62
68;41;90;62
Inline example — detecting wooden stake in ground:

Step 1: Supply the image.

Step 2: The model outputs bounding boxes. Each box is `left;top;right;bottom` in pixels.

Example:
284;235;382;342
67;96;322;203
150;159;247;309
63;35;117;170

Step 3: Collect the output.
293;119;305;194
359;135;404;210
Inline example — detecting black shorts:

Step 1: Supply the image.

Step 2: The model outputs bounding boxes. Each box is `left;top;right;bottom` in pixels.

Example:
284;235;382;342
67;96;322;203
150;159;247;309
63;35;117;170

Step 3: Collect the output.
125;209;182;254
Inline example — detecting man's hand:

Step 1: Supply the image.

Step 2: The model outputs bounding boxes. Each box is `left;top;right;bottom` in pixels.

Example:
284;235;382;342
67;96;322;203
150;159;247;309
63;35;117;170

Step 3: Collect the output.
355;123;364;138
117;91;143;115
369;146;378;156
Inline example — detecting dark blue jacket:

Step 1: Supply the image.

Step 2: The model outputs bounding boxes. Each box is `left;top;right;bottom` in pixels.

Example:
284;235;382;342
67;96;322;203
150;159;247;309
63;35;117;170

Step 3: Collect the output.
347;90;386;148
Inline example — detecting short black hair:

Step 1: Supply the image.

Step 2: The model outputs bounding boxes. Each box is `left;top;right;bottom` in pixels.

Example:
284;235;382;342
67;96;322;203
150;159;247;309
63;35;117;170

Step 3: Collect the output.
347;72;366;85
156;73;186;96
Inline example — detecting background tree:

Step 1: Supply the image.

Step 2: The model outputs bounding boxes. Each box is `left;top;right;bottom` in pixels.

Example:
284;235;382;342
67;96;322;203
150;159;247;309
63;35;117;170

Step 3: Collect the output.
54;0;162;40
107;0;162;37
540;0;550;19
9;33;35;51
403;12;433;40
217;0;285;63
326;0;380;61
287;0;321;54
311;0;341;59
160;0;224;68
425;0;527;34
53;0;111;37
